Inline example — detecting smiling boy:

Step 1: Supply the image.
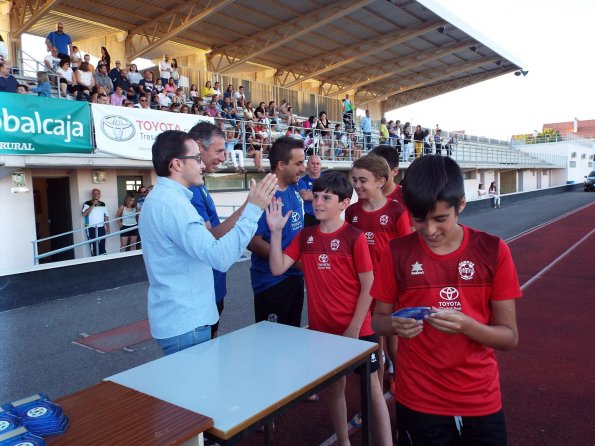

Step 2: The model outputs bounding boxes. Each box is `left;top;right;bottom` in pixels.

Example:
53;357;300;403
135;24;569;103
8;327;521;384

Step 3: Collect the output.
371;155;521;446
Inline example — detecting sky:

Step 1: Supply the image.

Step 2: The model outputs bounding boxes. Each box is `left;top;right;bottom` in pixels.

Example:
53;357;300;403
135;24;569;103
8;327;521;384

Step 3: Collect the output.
385;0;595;140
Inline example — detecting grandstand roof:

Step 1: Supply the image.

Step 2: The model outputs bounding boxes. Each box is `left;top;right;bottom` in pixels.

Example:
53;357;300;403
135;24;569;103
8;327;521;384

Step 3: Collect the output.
13;0;524;109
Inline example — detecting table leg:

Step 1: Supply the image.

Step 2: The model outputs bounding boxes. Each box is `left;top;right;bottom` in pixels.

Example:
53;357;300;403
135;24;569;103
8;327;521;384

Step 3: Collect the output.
359;356;372;446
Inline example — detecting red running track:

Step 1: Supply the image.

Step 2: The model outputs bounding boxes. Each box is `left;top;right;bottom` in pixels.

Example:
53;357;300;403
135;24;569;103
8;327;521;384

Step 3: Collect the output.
499;202;595;446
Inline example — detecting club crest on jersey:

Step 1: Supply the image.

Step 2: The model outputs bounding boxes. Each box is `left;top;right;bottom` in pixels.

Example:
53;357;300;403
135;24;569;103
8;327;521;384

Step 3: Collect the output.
365;232;375;244
307;235;314;244
318;253;331;270
351;216;358;223
330;239;340;251
438;287;462;310
411;261;424;275
458;260;475;280
379;214;389;225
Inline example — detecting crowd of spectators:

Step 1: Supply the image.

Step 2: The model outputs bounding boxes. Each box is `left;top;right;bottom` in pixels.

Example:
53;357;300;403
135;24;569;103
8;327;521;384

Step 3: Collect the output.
1;23;461;165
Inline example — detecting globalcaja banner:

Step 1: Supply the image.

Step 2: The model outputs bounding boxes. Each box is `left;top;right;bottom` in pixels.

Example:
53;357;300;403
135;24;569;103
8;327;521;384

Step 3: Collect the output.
91;104;213;160
0;93;93;155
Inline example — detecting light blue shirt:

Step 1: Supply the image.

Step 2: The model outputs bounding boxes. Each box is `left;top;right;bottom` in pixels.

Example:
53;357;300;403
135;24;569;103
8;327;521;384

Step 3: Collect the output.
360;116;372;133
139;176;262;339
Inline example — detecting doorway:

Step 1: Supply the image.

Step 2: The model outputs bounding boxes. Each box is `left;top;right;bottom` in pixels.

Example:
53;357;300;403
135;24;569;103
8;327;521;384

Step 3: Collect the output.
33;177;74;263
117;175;144;206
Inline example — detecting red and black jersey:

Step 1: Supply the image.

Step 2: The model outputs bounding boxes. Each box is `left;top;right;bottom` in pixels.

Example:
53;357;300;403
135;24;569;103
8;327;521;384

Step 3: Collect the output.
371;226;522;417
284;223;374;337
345;198;411;268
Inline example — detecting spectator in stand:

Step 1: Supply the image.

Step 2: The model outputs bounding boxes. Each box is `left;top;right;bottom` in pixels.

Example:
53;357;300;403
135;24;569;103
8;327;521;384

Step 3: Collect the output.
191;102;201;114
223;84;234;100
113;67;130;92
446;134;457;156
235;98;245;121
94;63;113;94
16;84;29;94
334;123;349;158
154;78;164;94
32;71;51;98
110;85;126;106
244;101;255;121
169;104;181;113
201;80;214;102
220;96;236;123
109;60;122;83
138;70;157;104
75;62;95;92
76;86;91;102
170;58;180;86
317;111;331;159
234;85;246;104
423;129;433;155
253;120;271;153
379;117;389;144
388;120;399;148
96;92;109;105
245;120;264;172
56;59;76;97
189;84;199;102
489;182;501;208
205;100;223;129
298;154;323;227
123;100;134;108
413;124;424;159
100;47;111;70
228;125;246;173
268;100;278;124
402;122;412;161
212;81;221;97
83;54;95;74
360;109;372;152
125;86;137;103
135;95;150;109
180;104;190;114
279;99;290;122
172;87;186;105
158;54;172;86
127;63;141;88
255;102;267;121
434;128;443;155
45;22;72;59
157;88;172;108
342;93;354;130
44;46;61;76
164;77;176;96
70;46;82;72
211;94;222;112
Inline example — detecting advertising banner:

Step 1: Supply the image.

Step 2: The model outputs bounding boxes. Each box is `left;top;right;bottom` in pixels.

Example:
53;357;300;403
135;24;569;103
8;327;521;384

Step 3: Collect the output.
0;93;93;155
92;104;213;160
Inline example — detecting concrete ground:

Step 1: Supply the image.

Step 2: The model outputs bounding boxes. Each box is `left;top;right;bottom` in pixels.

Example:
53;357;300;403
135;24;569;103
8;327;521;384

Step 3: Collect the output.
1;190;593;404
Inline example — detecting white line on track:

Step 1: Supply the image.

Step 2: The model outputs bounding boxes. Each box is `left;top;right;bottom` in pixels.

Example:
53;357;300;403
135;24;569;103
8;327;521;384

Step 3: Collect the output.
520;228;594;291
504;202;593;244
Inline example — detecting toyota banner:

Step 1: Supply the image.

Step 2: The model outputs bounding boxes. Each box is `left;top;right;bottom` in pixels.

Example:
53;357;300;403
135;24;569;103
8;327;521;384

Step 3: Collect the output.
92;104;213;160
0;93;93;155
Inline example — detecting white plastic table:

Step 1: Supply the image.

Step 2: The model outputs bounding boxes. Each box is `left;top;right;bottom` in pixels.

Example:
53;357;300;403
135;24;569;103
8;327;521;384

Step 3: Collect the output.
107;321;377;445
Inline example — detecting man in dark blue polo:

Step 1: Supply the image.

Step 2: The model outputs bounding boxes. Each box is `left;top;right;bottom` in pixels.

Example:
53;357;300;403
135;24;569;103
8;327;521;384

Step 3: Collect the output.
0;61;17;93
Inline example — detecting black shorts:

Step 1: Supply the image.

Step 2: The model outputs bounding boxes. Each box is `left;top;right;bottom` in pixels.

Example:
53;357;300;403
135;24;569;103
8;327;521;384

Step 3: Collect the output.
396;403;507;446
121;225;138;237
254;275;304;327
354;334;380;374
210;299;225;336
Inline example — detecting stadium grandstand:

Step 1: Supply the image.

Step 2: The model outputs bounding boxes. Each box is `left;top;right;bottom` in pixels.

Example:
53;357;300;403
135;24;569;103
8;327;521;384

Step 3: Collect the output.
0;0;589;273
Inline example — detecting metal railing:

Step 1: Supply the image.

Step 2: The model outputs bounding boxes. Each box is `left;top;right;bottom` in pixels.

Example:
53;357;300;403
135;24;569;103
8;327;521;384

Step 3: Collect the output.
32;213;140;264
15;48;61;98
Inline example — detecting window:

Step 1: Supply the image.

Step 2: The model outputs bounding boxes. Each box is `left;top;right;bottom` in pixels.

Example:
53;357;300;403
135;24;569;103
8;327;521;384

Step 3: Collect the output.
569;161;576;168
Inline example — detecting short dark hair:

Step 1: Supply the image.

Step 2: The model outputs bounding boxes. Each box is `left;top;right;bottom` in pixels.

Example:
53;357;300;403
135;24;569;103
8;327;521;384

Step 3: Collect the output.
402;155;465;219
188;121;225;150
268;136;304;173
152;130;194;177
370;145;400;169
352;154;389;182
313;171;353;201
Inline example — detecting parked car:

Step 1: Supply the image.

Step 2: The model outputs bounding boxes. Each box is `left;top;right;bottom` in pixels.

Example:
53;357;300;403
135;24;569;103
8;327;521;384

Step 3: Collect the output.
584;171;595;191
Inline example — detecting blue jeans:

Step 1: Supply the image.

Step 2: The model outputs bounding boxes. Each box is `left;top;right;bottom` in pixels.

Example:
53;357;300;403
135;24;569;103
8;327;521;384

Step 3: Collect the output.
156;325;211;356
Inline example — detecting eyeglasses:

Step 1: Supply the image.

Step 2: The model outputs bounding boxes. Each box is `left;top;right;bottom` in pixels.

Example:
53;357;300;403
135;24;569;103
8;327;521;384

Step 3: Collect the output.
177;155;202;163
139;99;147;102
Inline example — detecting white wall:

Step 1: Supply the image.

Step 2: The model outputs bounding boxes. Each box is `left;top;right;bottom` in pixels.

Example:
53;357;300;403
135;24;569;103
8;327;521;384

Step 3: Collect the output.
0;170;37;271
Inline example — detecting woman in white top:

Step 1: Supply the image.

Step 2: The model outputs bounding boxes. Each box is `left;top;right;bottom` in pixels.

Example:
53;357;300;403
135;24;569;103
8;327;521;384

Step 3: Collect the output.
170;58;179;85
57;60;76;96
116;195;139;251
127;64;142;87
75;62;95;92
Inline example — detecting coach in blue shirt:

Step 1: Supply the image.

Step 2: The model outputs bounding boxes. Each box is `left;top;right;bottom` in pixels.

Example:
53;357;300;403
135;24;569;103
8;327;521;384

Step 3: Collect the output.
139;130;278;356
188;121;251;338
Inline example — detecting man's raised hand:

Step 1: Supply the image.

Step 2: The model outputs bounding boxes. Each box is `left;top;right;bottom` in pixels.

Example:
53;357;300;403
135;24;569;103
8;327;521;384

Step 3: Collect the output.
265;198;291;232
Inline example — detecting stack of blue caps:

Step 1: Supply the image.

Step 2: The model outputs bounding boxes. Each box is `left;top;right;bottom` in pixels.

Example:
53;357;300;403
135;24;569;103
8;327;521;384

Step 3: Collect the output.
0;426;45;446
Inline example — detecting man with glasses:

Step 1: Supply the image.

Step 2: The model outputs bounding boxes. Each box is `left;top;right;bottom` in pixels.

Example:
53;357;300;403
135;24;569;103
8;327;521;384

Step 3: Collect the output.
45;22;72;59
109;60;122;83
139;130;279;355
135;96;150;109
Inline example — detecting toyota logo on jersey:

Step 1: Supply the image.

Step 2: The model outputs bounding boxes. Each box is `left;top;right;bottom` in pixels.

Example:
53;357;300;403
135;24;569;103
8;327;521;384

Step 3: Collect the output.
365;232;375;244
438;287;462;310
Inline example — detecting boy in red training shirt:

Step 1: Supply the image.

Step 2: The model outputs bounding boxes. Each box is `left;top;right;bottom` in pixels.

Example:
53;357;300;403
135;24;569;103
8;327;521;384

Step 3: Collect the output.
371;155;521;446
268;171;393;446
